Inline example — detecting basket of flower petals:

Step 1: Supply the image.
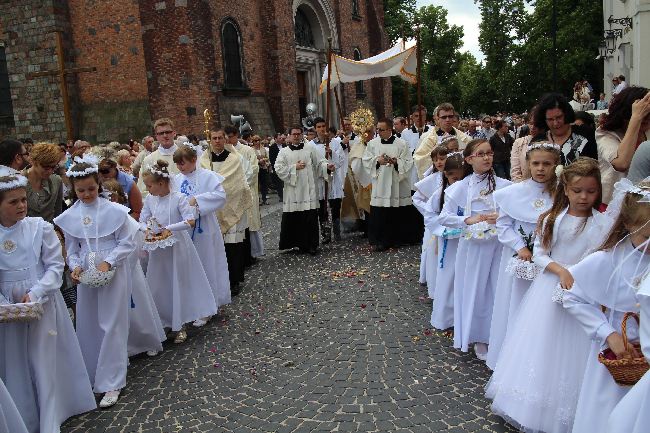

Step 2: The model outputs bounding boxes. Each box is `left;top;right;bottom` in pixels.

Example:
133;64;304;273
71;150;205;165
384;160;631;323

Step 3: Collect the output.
0;294;44;323
598;312;649;386
142;218;177;251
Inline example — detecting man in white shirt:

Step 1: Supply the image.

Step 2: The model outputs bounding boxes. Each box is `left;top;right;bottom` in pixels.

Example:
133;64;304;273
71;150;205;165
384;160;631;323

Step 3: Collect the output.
613;75;628;95
138;119;179;196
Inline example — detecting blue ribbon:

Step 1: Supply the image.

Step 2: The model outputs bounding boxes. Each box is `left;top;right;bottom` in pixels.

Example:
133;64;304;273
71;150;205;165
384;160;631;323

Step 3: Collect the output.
191;215;203;240
439;238;448;269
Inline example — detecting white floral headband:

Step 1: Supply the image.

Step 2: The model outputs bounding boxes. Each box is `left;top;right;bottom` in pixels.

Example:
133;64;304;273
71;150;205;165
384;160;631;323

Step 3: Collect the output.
446;151;464;158
66;153;100;177
0;168;28;192
526;142;561;153
614;178;650;203
147;165;171;178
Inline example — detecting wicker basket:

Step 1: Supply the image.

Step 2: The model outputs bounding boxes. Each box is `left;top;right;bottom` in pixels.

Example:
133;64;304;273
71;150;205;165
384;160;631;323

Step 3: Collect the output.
0;302;44;323
598;312;649;386
78;251;116;287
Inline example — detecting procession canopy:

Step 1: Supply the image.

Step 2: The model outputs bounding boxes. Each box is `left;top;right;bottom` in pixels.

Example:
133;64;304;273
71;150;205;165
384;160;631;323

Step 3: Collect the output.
319;38;417;93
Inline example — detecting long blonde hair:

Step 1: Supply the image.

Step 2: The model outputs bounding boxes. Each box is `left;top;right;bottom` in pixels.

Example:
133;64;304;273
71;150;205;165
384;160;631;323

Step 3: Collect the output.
537;158;601;250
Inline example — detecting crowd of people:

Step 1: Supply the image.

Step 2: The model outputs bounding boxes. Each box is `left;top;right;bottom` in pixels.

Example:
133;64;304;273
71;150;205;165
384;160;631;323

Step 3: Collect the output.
0;86;649;433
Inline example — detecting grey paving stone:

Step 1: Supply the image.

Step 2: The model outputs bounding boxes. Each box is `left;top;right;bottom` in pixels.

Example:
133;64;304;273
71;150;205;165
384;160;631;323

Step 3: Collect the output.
61;207;517;433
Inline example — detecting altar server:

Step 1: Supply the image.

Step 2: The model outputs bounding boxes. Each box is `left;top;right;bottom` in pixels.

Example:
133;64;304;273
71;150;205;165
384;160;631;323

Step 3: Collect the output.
275;125;333;255
54;154;136;408
138;118;180;196
437;138;511;359
486;141;560;369
173;144;231;320
362;118;415;251
199;129;252;295
140;160;218;344
0;168;96;430
486;158;610;433
561;179;650;433
311;118;346;242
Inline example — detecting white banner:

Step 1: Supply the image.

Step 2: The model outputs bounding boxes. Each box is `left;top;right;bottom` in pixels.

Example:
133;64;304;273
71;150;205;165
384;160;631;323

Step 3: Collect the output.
319;38;417;94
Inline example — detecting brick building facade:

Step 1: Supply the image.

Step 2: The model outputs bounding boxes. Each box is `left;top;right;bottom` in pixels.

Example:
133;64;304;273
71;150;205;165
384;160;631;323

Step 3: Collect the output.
0;0;392;143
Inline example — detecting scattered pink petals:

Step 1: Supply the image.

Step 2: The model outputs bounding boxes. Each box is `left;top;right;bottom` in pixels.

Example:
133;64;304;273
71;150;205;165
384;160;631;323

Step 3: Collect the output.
424;329;432;336
213;362;221;368
209;346;217;353
360;304;367;309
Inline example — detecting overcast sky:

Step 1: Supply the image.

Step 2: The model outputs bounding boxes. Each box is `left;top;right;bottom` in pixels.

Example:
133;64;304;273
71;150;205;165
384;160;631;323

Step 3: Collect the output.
416;0;484;62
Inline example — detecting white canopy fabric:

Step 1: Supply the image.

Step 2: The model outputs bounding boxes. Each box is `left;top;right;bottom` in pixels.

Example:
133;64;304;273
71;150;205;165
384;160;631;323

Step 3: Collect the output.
319;38;417;93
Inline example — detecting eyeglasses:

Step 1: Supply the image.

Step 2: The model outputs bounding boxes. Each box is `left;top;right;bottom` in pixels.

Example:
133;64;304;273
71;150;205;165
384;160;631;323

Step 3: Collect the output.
470;151;494;159
99;168;111;174
290;132;302;136
155;130;174;136
545;114;565;123
439;115;455;120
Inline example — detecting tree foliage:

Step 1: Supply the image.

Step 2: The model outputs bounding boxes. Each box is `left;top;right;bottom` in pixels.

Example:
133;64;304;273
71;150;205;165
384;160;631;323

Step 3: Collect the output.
383;0;604;116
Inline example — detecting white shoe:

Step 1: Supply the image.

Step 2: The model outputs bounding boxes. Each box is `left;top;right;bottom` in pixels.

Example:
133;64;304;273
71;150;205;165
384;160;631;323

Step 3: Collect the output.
474;343;488;361
99;390;121;408
192;317;209;327
174;329;187;344
146;350;159;357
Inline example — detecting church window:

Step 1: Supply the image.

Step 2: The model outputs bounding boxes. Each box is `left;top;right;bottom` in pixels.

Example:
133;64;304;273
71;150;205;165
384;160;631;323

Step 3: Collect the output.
221;19;245;89
0;44;14;128
353;48;365;99
294;9;315;48
352;0;362;20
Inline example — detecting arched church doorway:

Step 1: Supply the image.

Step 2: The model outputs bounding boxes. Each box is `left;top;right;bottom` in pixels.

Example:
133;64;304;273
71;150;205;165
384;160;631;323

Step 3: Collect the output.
293;0;339;126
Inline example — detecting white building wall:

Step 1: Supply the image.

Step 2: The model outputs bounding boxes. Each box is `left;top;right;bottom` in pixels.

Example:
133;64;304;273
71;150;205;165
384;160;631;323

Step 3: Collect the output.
602;0;650;99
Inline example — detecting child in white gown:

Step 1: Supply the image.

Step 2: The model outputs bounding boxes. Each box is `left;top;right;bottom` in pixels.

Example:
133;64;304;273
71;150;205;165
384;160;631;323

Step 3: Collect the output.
54;155;138;408
438;139;511;359
561;179;650;433
486;158;611;432
172;145;231;318
140;160;218;344
0;168;96;429
486;142;559;369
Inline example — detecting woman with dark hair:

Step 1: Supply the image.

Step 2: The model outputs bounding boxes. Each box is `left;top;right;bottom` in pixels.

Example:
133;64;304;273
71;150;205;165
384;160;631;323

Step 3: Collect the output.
98;158;143;220
573;111;596;129
596;86;650;203
533;93;598;165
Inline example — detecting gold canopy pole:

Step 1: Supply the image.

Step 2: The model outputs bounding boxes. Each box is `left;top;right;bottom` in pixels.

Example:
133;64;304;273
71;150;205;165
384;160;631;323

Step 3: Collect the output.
203;108;212;140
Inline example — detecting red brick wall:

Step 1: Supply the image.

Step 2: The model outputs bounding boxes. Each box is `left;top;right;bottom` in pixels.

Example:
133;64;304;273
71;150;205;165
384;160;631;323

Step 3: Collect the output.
68;0;149;104
137;0;220;136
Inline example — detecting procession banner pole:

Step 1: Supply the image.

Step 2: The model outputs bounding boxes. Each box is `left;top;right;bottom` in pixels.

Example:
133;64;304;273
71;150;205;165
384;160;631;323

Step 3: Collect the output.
324;37;333;213
415;25;423;135
402;29;411;127
334;87;345;130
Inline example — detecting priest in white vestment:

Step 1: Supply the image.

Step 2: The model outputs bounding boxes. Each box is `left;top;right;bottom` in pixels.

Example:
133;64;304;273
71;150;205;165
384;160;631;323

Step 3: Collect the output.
199;129;252;295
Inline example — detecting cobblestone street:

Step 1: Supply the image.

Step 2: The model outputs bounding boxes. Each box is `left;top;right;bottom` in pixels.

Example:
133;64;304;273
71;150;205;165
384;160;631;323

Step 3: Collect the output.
63;204;516;433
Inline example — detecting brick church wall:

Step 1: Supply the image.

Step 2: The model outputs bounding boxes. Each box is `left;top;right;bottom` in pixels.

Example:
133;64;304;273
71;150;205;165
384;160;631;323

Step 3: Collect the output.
0;0;79;141
68;0;152;143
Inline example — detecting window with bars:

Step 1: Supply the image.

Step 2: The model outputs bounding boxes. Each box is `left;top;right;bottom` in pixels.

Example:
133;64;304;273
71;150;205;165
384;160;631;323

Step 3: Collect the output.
294;9;315;48
353;48;365;99
0;44;14;127
221;19;245;90
352;0;362;20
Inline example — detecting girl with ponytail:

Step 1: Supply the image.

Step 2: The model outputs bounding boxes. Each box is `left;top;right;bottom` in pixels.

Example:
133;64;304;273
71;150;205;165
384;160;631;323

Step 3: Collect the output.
437;138;511;359
487;157;612;433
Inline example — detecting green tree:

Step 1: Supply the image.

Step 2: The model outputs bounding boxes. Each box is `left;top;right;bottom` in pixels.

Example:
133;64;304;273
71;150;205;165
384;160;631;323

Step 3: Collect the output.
384;3;465;116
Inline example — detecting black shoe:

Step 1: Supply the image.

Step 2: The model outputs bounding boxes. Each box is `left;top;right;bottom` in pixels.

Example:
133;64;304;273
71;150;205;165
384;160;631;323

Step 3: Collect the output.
231;283;241;296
